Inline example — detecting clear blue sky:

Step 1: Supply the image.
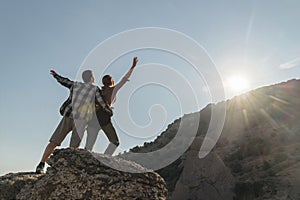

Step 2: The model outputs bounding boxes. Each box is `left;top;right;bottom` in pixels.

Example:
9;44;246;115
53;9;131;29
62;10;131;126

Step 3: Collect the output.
0;0;299;175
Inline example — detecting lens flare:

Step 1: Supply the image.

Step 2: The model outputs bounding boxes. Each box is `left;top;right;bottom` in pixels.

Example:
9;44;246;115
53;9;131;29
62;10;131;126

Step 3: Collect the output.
227;75;250;92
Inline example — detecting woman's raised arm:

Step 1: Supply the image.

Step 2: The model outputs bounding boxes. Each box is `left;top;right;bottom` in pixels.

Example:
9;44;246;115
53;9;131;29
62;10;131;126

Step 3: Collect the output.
114;57;138;91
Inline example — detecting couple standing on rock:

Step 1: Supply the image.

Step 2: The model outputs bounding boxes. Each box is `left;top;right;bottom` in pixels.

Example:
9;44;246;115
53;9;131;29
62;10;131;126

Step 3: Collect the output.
36;57;139;174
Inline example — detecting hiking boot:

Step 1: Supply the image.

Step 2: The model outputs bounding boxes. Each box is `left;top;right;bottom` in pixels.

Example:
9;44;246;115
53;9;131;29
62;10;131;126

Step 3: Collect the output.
35;162;45;174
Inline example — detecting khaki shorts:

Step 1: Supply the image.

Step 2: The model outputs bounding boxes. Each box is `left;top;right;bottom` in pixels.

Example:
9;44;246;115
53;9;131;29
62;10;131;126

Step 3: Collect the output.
50;116;88;148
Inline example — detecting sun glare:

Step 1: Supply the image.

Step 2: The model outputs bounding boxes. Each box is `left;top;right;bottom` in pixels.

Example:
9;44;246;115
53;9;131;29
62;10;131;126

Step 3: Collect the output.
226;75;250;92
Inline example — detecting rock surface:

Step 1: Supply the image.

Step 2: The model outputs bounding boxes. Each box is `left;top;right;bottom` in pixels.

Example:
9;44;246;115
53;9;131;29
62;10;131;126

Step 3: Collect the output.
0;172;42;200
1;148;167;200
172;151;235;200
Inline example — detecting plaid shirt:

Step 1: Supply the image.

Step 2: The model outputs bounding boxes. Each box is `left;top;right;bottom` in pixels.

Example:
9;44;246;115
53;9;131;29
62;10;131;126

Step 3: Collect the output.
53;74;105;120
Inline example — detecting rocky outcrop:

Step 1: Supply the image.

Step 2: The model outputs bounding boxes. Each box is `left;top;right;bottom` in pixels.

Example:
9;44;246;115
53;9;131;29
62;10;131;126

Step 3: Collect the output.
0;172;42;200
172;151;235;200
1;148;167;200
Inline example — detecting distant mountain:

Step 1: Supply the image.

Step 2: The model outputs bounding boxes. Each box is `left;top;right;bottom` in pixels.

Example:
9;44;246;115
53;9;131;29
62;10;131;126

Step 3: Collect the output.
125;79;300;200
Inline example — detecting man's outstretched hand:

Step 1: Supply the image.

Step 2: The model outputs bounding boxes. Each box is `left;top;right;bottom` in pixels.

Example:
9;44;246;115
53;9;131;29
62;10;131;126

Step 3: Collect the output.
131;57;138;69
50;70;57;76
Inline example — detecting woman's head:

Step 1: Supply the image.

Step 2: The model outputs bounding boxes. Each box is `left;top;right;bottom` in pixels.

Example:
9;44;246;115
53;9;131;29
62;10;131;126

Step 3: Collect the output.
102;75;114;87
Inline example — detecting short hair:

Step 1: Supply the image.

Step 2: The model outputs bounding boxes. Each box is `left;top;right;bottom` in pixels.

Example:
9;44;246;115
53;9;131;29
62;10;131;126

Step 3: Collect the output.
82;70;93;83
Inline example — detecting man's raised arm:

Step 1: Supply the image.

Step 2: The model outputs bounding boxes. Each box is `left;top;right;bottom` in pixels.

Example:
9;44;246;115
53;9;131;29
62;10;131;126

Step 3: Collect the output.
50;70;74;89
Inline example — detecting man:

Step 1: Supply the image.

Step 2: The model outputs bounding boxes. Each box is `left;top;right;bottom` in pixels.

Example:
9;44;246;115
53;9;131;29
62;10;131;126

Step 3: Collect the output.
36;69;110;174
85;57;138;155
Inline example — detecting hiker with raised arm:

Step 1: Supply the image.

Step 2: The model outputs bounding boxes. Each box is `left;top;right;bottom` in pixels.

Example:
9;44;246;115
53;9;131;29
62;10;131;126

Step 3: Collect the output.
35;70;111;173
85;57;138;155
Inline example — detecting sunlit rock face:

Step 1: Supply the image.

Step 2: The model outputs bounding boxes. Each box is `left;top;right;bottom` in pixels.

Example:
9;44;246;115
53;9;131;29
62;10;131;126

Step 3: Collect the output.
127;79;300;199
1;148;168;200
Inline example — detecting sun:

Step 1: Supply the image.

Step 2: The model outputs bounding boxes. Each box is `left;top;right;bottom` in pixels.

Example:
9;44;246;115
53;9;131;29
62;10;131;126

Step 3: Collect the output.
226;75;250;93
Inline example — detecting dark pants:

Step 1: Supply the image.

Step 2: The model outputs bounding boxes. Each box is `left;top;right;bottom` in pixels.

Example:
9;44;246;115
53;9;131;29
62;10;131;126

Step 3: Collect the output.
85;115;119;154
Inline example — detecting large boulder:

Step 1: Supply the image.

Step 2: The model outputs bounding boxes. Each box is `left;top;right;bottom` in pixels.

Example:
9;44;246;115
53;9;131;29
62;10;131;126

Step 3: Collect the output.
1;148;168;200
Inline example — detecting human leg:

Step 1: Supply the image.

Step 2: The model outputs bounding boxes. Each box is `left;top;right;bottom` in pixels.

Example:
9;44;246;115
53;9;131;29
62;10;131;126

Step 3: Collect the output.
85;115;101;151
36;116;74;173
102;122;119;155
104;142;119;155
40;142;57;163
85;125;101;151
69;118;88;148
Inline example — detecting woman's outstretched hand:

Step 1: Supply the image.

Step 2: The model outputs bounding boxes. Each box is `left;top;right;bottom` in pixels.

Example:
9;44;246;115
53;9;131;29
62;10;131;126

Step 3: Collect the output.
122;57;138;81
50;70;57;76
131;57;138;68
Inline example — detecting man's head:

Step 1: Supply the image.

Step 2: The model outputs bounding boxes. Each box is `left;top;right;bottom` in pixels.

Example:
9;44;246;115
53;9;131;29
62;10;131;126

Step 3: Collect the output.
82;70;94;83
102;75;114;87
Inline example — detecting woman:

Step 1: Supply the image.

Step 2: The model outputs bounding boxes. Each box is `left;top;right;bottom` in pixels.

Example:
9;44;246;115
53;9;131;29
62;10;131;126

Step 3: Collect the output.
85;57;138;154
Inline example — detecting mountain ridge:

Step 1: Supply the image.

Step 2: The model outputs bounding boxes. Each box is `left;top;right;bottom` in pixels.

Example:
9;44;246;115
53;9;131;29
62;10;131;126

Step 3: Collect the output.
125;79;300;199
